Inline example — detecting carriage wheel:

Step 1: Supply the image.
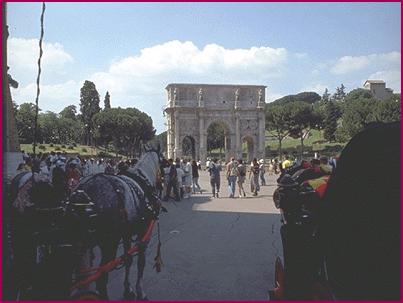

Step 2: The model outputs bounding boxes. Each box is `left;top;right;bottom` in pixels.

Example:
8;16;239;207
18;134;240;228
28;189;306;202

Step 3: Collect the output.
71;290;102;301
274;257;285;300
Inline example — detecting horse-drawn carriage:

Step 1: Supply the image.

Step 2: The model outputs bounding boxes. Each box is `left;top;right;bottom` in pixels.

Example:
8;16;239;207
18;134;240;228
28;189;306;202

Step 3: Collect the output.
269;122;400;300
6;147;165;301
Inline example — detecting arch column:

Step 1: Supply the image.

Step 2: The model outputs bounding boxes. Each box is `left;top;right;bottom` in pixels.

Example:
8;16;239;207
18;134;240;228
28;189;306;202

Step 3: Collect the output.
257;110;266;159
174;114;182;159
235;112;241;159
229;132;236;161
199;111;207;165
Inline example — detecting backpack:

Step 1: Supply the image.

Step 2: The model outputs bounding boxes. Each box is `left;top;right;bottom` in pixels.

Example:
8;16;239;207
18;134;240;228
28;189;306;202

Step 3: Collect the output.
229;162;237;176
238;165;246;176
169;165;177;180
210;164;219;178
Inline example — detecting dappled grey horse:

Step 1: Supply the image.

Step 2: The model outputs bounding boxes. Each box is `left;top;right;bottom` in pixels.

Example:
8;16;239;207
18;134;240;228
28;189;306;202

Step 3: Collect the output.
73;147;162;300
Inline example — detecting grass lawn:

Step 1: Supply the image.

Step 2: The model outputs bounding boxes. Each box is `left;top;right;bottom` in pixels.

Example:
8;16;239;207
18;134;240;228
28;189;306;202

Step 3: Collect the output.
265;129;345;151
209;130;346;156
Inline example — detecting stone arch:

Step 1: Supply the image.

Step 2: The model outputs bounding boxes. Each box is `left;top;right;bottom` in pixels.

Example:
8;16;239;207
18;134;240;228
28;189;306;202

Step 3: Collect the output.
165;84;266;166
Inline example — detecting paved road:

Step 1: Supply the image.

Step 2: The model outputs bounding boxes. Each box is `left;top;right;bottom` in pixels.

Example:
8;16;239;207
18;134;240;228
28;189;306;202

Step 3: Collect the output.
106;170;283;301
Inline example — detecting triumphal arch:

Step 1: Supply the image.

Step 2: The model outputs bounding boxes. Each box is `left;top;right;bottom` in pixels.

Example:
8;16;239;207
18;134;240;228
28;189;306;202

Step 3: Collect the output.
164;83;266;164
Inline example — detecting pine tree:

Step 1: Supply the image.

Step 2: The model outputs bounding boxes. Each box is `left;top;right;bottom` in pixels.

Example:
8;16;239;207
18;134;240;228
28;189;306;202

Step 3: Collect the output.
323;100;338;142
104;91;111;109
333;84;346;102
80;80;100;145
322;88;331;103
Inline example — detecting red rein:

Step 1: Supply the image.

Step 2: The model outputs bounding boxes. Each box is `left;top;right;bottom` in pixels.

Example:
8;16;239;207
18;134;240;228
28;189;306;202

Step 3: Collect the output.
70;219;156;291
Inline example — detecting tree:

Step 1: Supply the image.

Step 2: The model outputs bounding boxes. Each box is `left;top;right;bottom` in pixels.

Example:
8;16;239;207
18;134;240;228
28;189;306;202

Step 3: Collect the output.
339;88;377;139
39;111;59;143
265;104;294;159
333;84;347;102
207;122;226;156
93;107;155;157
80;80;101;145
322;88;331;103
271;91;321;106
369;96;401;123
323;101;339;142
15;103;40;144
104;91;111;109
150;131;167;154
59;105;77;121
288;102;322;159
39;111;83;144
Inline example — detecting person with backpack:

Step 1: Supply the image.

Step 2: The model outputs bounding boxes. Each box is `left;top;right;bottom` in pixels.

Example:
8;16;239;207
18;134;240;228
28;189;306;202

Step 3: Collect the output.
226;157;238;198
237;159;247;198
249;158;260;196
208;158;221;198
163;158;180;201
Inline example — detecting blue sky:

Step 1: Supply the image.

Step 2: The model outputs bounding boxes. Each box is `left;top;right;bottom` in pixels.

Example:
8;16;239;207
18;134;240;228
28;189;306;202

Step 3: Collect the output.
7;2;401;133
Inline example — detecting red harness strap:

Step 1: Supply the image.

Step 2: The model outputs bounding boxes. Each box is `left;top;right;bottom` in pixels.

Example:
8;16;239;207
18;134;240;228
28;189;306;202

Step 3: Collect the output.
70;219;156;291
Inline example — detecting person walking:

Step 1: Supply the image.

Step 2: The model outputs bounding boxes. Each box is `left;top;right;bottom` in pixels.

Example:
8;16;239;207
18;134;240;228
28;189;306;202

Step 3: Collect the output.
191;160;202;194
249;158;260;196
182;159;192;198
176;159;185;199
226;157;238;198
259;159;266;186
237;159;247;198
208;159;221;198
163;158;180;201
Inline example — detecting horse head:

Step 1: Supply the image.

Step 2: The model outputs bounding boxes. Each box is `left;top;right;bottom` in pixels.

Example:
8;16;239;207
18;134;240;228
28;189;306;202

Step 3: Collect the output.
129;143;164;189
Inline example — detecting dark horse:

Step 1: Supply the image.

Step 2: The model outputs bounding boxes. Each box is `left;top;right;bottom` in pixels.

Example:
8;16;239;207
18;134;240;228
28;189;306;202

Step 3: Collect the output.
7;147;163;300
270;122;400;300
7;171;75;300
72;147;163;300
318;122;400;300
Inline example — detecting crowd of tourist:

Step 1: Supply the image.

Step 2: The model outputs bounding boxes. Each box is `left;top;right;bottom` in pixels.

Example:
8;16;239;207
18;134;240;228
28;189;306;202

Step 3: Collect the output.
203;156;267;199
14;149;338;202
14;150;139;190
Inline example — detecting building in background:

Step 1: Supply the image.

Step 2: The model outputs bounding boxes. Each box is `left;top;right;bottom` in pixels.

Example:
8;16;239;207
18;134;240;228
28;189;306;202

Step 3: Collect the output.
164;83;266;164
363;80;394;100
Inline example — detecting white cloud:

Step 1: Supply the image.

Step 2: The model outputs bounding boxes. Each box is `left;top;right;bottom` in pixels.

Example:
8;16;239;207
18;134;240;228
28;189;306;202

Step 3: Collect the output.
294;52;307;59
368;70;401;92
331;55;371;74
9;40;289;132
89;40;288;131
105;40;287;78
12;80;81;112
330;51;401;75
379;51;401;63
8;38;73;83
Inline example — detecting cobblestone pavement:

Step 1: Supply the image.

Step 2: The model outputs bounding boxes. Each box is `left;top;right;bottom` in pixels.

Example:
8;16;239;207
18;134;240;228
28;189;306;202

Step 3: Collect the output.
105;170;283;300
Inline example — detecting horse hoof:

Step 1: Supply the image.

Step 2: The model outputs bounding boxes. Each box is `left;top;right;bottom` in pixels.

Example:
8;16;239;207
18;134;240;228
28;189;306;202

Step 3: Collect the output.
123;290;136;300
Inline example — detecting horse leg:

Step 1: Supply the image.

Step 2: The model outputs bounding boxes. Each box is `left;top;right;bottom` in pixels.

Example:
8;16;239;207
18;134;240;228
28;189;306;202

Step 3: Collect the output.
135;246;148;300
96;238;119;300
122;234;135;300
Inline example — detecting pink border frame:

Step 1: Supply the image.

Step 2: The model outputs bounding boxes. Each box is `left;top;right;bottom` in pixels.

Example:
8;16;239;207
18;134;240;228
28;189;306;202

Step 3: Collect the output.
0;1;401;303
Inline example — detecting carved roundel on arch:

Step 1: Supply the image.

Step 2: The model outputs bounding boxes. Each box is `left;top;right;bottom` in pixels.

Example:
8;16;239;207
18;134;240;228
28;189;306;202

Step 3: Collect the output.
179;119;199;138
